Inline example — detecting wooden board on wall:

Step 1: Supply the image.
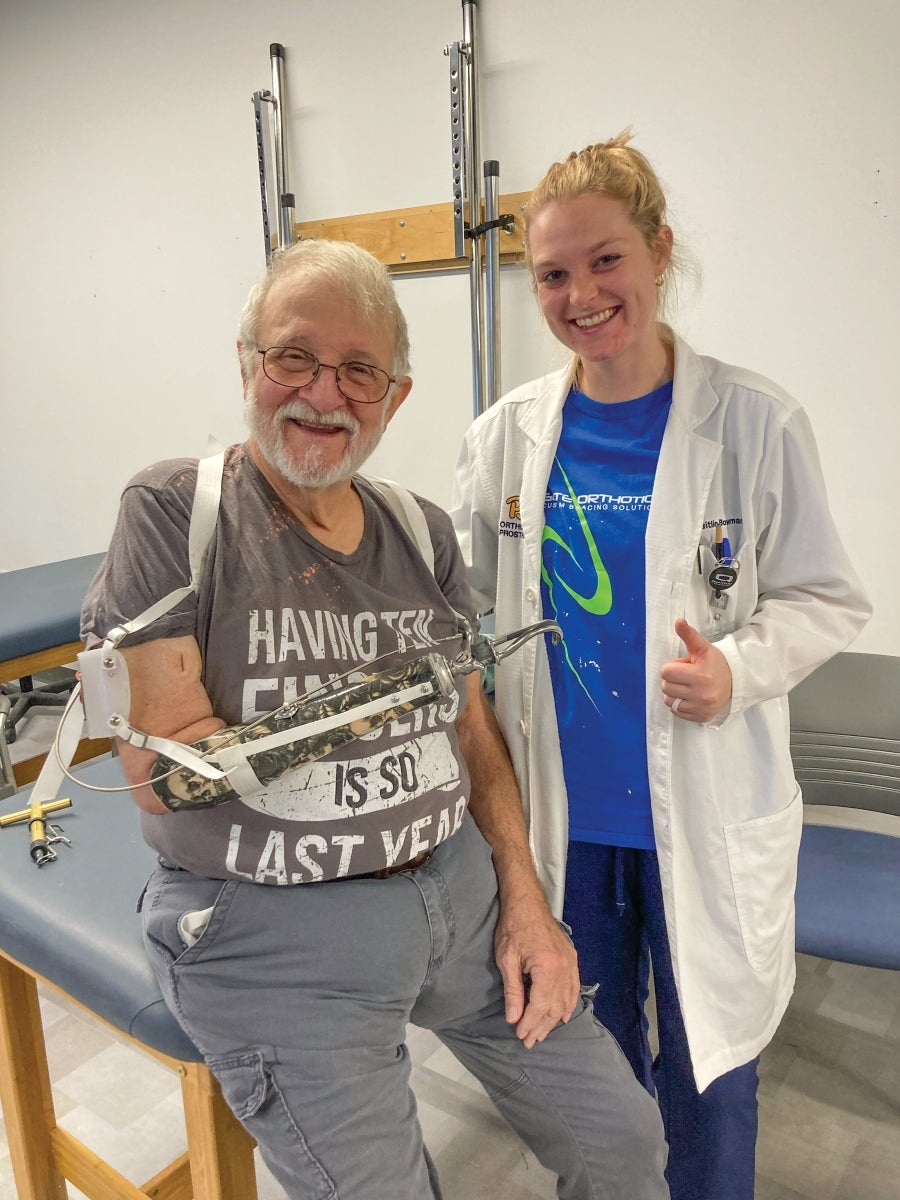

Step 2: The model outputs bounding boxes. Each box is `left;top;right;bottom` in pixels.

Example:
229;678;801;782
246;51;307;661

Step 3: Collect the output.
293;192;530;274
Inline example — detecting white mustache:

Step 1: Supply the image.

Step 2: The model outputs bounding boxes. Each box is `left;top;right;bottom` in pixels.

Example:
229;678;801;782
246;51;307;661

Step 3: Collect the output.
274;400;359;437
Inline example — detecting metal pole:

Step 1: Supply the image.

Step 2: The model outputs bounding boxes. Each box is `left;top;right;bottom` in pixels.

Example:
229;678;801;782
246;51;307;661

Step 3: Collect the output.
461;1;485;417
0;696;16;801
483;159;501;407
252;90;275;262
447;1;507;416
270;43;294;249
448;42;466;260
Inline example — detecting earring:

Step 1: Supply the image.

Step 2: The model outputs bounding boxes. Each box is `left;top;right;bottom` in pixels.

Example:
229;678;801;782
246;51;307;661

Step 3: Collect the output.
655;274;665;287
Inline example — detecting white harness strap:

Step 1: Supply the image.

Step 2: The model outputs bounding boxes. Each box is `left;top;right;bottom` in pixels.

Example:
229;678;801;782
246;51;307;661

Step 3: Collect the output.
367;475;435;575
102;451;225;655
30;453;228;805
366;476;474;638
28;680;91;809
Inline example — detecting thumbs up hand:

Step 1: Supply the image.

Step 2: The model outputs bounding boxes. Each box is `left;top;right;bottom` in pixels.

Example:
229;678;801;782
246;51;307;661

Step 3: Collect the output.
660;617;733;723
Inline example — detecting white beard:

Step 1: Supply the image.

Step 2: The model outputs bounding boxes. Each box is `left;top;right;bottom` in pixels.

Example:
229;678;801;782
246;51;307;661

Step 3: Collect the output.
244;388;387;490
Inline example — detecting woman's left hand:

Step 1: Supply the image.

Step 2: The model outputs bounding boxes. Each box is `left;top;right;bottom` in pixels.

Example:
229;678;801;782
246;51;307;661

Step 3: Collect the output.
660;617;733;723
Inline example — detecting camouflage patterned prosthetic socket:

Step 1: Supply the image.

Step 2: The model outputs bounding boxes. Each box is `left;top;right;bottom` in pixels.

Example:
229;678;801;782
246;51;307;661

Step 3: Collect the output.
149;654;457;811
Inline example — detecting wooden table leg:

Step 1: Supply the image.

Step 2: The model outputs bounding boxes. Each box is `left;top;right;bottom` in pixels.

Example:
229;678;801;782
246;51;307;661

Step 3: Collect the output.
0;955;68;1199
180;1061;258;1200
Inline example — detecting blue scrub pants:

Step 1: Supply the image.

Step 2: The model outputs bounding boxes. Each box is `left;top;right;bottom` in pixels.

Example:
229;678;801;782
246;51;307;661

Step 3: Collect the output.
563;841;759;1200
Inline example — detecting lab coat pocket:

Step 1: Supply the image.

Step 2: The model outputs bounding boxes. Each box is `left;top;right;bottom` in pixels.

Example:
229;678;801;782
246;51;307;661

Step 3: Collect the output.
723;787;803;973
693;543;753;642
207;1048;336;1198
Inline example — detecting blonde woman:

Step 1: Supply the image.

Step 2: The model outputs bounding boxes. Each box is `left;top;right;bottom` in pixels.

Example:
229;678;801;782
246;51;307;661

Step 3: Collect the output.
451;133;870;1200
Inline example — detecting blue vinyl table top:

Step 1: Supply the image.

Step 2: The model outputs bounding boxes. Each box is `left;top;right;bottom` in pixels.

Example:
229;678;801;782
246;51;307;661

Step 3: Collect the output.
0;552;106;663
0;755;201;1061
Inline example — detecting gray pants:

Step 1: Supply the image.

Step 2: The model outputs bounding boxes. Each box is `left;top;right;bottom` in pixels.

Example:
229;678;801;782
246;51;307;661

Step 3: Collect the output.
141;814;668;1200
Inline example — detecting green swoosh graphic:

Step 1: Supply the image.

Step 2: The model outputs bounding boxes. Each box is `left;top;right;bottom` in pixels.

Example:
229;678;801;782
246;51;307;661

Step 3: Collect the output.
540;461;613;715
541;462;613;615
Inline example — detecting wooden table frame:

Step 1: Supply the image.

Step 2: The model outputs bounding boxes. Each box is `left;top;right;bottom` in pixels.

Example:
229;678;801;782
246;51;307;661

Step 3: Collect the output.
0;948;258;1200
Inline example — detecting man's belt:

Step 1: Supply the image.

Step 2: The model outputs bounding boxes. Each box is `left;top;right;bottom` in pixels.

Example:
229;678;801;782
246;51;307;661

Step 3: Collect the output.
353;847;434;881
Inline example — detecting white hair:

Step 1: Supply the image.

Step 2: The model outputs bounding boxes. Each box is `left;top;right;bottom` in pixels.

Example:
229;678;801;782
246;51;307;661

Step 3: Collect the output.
238;239;411;381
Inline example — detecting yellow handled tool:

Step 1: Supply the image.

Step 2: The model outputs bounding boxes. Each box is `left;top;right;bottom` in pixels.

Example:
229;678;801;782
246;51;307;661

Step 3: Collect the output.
0;797;72;866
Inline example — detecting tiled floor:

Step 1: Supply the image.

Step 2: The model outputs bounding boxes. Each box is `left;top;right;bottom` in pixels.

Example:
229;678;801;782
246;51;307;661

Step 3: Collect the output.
2;704;899;1199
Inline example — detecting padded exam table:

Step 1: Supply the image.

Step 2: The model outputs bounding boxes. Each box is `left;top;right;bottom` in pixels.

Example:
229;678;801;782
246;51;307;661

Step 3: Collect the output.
0;552;106;674
0;754;258;1199
0;552;108;795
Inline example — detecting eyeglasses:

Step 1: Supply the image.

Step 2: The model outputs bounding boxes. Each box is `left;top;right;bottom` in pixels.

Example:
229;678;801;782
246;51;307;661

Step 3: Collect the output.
258;346;395;404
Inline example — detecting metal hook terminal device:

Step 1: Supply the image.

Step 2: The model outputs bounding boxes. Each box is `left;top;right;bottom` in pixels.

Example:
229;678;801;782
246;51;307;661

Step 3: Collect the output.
460;620;563;673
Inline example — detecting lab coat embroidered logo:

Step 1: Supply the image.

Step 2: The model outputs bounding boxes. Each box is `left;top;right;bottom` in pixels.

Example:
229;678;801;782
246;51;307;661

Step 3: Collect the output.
499;495;524;540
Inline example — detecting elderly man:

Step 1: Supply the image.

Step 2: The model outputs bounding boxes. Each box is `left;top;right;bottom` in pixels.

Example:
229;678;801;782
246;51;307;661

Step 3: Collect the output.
81;239;668;1200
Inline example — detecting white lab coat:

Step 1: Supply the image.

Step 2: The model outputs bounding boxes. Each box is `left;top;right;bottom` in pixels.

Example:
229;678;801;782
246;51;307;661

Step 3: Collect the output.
450;331;871;1090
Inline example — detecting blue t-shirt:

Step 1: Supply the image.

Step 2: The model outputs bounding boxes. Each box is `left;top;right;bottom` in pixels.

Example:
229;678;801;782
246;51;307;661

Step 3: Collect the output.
540;381;672;848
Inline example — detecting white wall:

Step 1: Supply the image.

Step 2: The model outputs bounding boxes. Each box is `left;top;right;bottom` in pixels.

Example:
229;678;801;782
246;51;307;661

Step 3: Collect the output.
2;0;897;653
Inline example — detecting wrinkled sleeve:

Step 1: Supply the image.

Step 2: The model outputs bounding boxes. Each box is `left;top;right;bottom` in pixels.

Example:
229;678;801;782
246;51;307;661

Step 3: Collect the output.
80;461;200;650
712;407;871;724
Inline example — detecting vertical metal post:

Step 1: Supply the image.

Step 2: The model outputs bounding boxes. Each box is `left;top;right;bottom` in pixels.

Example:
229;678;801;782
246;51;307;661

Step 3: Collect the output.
483;159;501;407
270;43;295;249
252;90;275;262
252;43;295;262
448;43;466;260
447;2;508;417
461;1;485;417
0;697;16;801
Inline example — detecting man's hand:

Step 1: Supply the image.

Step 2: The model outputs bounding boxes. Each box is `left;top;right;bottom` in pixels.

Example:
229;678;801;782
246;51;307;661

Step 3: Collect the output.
660;617;733;723
494;890;580;1048
455;674;581;1047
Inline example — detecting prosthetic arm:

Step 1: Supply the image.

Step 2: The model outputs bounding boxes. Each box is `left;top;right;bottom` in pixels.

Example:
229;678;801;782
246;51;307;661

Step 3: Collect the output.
77;621;561;812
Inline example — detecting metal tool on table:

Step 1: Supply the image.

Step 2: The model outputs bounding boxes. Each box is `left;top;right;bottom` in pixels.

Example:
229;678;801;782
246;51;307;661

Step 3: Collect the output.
0;795;72;867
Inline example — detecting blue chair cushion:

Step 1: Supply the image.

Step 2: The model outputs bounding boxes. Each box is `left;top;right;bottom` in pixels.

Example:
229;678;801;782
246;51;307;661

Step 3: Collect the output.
0;755;202;1061
795;823;900;970
0;553;106;663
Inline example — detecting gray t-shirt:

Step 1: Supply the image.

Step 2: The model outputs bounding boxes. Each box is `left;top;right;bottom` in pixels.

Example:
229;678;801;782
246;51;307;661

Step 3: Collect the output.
81;445;478;884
